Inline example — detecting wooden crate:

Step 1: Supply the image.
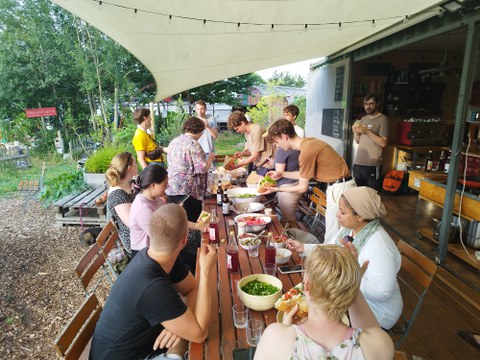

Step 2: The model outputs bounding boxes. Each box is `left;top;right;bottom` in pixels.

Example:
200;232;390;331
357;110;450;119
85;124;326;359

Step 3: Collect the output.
408;170;447;191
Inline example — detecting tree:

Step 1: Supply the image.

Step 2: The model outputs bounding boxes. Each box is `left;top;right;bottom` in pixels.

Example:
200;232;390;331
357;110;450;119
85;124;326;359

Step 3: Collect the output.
188;73;265;106
268;71;306;88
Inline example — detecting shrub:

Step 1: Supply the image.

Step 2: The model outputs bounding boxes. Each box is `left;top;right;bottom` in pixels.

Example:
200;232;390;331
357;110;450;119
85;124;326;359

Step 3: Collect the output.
40;170;89;208
84;145;130;173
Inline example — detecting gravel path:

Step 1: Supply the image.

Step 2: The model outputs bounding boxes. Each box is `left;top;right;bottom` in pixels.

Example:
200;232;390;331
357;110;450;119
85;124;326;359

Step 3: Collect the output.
0;195;95;359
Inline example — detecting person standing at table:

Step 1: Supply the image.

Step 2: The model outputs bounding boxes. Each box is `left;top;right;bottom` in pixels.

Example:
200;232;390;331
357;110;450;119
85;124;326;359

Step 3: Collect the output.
132;108;165;170
195;100;218;162
90;204;217;360
283;104;304;138
227;110;273;176
352;93;388;190
265;119;355;242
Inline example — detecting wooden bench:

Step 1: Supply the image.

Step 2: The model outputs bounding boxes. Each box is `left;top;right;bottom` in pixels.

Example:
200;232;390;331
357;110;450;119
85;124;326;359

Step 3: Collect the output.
54;186;108;227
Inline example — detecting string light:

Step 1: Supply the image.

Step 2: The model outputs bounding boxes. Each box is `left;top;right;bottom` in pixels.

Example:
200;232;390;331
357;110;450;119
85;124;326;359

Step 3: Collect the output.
89;1;426;32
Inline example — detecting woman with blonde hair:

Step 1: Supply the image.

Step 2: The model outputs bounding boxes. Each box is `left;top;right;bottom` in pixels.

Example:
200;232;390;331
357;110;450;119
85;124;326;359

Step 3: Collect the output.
287;186;402;329
255;245;394;360
105;152;138;254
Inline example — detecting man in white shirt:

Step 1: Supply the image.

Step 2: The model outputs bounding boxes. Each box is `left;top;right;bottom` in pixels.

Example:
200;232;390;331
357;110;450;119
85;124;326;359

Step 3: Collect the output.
195;100;218;157
283;105;304;138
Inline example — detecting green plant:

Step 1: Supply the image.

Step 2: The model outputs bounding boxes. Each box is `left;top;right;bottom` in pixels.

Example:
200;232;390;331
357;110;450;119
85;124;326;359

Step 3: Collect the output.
84;145;130;173
156;100;188;145
40;170;89;207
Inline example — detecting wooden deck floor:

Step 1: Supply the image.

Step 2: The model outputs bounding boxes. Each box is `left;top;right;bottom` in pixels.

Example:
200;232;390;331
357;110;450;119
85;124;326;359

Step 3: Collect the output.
380;193;480;359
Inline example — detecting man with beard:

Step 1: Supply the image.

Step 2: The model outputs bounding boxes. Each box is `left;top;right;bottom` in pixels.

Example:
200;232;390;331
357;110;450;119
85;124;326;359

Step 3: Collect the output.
352;93;388;190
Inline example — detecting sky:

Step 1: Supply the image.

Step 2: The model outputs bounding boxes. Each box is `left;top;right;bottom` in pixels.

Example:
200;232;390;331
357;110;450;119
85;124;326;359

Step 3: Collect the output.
256;57;323;81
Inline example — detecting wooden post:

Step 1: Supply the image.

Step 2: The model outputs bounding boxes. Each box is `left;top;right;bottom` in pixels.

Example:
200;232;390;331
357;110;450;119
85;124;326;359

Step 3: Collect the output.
149;102;155;138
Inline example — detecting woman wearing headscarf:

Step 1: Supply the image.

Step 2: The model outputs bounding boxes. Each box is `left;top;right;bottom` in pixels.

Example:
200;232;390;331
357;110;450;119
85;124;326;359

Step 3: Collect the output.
287;186;402;329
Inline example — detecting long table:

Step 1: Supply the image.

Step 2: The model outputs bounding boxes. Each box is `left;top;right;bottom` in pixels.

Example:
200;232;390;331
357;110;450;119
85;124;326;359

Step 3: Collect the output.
189;198;304;360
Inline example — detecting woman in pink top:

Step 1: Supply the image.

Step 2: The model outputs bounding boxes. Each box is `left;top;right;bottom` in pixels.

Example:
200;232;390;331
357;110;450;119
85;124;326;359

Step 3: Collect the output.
254;244;393;360
129;164;168;257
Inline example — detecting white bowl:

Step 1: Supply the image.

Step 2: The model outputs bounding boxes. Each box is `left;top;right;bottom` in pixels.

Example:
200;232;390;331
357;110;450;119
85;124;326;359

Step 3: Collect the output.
238;233;261;250
232;202;265;215
272;234;289;248
227;188;261;204
238;274;283;311
234;213;272;233
275;248;292;265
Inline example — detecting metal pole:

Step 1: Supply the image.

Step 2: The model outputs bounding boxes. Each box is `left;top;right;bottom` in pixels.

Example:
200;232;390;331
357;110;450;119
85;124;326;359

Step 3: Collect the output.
437;22;480;264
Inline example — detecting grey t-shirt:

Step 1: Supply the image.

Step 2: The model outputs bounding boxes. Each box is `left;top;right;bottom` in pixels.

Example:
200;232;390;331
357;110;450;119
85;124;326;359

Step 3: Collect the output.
275;148;300;186
197;115;217;154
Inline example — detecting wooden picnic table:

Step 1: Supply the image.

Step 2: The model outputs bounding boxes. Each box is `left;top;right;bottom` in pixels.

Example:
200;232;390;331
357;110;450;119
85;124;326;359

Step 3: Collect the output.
189;197;304;360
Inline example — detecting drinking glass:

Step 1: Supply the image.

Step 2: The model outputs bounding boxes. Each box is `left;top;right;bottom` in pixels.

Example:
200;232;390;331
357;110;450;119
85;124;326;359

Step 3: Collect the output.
264;263;276;276
247;244;259;257
246;319;263;347
232;303;249;329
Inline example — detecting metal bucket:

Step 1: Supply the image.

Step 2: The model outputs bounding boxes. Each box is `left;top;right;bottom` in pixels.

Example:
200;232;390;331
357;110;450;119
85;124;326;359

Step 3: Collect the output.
432;216;468;243
466;220;480;250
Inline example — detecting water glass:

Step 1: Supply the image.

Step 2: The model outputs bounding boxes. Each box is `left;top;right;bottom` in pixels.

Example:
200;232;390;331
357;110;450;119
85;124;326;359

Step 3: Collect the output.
246;319;263;347
247;244;259;257
232;303;249;329
264;263;276;276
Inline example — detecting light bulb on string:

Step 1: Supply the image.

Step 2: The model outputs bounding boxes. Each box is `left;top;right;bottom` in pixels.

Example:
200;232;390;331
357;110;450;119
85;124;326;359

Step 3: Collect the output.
237;22;241;31
338;22;342;31
203;19;207;28
97;1;102;8
403;15;409;23
304;24;308;32
168;15;172;24
371;19;376;28
134;8;138;17
271;24;275;32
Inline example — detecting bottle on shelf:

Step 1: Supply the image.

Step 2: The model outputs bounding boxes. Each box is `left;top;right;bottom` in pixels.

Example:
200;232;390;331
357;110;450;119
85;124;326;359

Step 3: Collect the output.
208;209;219;245
444;152;451;174
216;180;223;206
226;230;239;273
222;191;230;216
438;151;446;172
425;150;433;172
264;232;276;266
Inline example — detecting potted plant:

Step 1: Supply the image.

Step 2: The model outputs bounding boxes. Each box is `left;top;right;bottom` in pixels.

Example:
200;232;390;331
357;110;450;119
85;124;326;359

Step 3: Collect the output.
84;146;129;187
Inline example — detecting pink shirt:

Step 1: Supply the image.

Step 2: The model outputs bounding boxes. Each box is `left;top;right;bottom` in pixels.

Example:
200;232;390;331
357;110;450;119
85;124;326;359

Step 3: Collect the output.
129;194;165;251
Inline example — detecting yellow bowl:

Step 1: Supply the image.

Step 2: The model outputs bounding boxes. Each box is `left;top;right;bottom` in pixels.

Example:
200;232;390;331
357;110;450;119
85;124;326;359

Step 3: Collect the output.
238;274;283;311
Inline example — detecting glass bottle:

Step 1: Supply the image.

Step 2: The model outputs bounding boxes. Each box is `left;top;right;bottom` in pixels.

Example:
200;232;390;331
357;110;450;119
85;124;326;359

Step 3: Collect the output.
264;232;276;266
208;209;219;245
222;191;230;216
425;151;433;172
227;230;239;273
216;180;223;206
438;151;446;172
444;152;451;174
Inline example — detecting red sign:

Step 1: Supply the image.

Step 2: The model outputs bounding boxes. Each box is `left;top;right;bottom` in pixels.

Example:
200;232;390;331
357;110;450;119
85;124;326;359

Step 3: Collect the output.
25;107;57;118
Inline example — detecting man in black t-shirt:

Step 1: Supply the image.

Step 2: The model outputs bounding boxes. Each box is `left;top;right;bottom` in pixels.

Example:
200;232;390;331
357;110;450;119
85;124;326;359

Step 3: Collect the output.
90;204;217;360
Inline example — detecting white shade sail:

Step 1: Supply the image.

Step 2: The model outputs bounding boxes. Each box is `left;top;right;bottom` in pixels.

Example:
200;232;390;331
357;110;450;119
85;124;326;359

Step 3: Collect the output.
51;0;443;101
